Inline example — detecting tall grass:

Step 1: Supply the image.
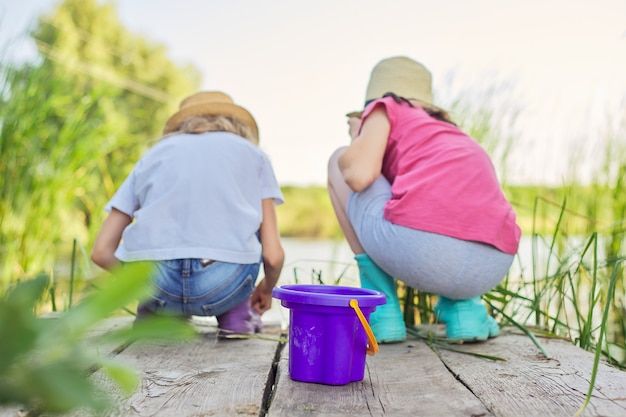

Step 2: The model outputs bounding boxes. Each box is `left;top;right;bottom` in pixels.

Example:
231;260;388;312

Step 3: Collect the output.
396;189;626;368
406;176;625;366
410;96;626;370
492;197;625;367
0;61;98;286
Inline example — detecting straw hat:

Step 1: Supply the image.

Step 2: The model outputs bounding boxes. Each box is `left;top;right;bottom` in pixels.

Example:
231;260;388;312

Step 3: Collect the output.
346;56;433;118
163;91;259;143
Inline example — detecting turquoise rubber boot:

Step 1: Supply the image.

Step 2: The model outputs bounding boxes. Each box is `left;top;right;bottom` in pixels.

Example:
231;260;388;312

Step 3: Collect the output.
434;296;499;341
355;254;406;343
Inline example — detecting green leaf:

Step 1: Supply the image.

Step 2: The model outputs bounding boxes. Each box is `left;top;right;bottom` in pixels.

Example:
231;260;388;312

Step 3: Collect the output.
56;262;154;337
99;358;140;395
0;275;48;371
27;360;109;414
104;315;197;344
1;274;49;305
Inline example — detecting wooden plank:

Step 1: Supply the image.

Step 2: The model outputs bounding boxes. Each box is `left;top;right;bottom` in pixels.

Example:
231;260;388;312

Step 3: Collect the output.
5;319;626;417
83;330;281;417
0;407;23;417
436;329;626;417
268;339;493;417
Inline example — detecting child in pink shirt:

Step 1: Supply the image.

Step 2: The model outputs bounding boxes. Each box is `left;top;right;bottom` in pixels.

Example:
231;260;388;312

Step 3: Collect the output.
328;57;521;342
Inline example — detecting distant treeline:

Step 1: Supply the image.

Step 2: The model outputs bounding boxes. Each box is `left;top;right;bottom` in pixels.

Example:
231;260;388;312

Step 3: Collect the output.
277;184;625;239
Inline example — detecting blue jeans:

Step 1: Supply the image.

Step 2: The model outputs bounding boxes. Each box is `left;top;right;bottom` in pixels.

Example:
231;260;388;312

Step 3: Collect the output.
139;259;260;317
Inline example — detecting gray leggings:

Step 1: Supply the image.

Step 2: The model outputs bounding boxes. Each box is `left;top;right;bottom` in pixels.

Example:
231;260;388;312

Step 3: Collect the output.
347;176;514;299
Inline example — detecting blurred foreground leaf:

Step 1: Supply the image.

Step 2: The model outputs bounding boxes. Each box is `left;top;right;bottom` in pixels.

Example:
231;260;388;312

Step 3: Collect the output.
99;358;141;395
0;263;196;415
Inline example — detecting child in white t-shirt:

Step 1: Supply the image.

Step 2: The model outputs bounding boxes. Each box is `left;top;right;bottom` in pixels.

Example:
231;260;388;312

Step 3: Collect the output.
92;91;285;338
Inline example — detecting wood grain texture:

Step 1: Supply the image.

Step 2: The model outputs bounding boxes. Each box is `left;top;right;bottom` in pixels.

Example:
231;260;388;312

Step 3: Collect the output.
88;334;280;417
4;320;626;417
268;341;493;417
436;330;626;417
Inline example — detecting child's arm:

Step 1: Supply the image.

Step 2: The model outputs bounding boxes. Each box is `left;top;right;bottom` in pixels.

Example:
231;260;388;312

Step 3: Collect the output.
91;208;132;271
250;198;284;315
339;107;390;192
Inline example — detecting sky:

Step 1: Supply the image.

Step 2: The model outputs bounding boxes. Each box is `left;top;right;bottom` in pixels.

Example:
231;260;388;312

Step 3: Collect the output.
1;0;625;186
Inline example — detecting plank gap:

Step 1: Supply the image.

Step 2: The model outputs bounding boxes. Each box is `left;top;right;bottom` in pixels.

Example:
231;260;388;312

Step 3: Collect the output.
261;332;287;417
435;343;496;417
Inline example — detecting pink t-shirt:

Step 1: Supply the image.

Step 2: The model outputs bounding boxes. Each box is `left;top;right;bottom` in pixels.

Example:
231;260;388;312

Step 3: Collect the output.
361;97;521;254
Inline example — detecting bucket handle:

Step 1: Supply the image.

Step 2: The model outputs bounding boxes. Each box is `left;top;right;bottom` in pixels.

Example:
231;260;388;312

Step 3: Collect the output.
349;299;379;356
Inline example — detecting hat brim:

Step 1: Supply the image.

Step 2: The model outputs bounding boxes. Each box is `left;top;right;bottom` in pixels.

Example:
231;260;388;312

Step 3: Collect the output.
345;110;364;118
163;102;259;144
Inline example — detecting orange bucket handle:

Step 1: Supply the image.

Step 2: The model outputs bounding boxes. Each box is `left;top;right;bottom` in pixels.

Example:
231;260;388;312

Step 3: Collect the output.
349;299;379;356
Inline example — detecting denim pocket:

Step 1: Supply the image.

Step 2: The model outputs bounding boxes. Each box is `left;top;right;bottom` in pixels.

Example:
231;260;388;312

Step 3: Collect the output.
200;273;254;316
141;297;166;314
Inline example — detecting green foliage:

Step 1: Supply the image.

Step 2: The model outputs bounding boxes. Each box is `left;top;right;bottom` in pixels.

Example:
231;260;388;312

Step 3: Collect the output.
276;184;626;241
0;263;196;415
277;185;342;239
0;0;201;284
504;184;621;236
0;61;119;283
489;192;625;367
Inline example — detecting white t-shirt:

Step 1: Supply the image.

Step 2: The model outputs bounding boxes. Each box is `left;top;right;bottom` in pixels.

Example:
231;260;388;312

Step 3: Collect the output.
106;132;284;264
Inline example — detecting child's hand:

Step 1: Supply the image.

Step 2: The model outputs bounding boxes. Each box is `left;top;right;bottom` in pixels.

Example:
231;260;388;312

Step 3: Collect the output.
250;278;273;315
348;116;361;142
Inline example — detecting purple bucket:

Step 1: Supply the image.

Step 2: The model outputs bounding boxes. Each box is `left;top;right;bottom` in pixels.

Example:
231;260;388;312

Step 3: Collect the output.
272;284;386;385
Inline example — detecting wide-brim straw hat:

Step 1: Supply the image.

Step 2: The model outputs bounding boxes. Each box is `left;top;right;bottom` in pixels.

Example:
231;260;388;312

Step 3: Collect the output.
346;56;434;118
163;91;259;144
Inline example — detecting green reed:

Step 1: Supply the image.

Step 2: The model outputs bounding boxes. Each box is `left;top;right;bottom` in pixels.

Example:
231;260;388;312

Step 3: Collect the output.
492;196;625;368
398;192;624;416
390;185;626;380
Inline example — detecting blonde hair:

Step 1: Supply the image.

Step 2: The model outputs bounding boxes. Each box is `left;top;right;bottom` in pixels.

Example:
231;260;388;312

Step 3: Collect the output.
164;115;256;143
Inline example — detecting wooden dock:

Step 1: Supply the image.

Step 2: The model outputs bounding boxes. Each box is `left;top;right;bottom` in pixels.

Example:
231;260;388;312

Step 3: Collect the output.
2;316;626;417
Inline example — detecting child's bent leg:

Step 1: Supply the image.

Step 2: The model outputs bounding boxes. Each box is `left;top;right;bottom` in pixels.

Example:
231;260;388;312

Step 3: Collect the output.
327;147;366;254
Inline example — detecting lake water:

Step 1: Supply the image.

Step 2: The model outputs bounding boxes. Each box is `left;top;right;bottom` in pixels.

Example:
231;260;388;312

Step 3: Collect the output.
279;237;360;285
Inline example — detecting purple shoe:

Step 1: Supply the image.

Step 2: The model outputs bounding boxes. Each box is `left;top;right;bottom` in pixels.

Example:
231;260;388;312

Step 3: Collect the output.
216;299;263;339
136;304;154;319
